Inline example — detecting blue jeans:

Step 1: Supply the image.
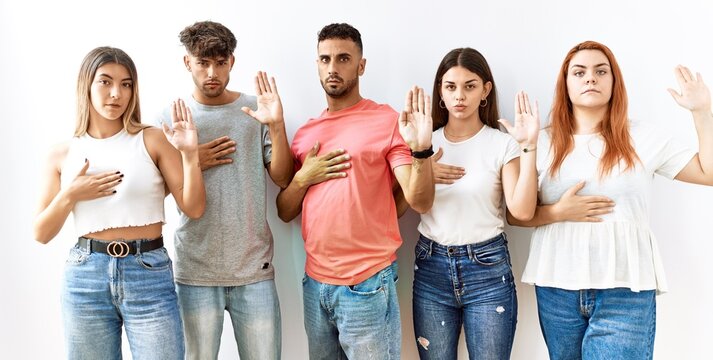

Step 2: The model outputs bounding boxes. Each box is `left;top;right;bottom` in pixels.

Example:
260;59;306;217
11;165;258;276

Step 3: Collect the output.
61;242;184;360
176;280;282;360
535;286;656;360
302;262;401;360
412;233;517;360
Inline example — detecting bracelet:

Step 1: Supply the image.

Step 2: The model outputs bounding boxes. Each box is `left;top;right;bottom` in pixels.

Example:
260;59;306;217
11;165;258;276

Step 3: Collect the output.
411;145;434;159
522;146;537;153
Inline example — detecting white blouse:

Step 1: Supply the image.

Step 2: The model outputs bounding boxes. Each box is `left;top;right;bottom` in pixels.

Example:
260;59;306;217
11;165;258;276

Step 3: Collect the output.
522;120;695;293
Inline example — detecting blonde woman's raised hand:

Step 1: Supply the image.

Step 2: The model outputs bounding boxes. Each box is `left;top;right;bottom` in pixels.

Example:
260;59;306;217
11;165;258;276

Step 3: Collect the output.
498;91;540;146
163;99;198;152
399;86;433;151
242;71;284;125
668;65;711;114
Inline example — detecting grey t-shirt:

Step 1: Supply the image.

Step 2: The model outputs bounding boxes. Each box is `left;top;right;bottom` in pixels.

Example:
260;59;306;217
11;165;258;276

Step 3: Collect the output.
160;94;274;286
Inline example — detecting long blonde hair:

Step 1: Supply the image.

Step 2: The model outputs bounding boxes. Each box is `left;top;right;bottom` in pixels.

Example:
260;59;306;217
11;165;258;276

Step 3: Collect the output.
74;46;145;136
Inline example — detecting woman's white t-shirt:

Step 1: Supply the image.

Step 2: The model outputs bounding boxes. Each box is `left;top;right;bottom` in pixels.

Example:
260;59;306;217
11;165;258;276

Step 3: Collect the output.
418;126;520;246
522;120;695;293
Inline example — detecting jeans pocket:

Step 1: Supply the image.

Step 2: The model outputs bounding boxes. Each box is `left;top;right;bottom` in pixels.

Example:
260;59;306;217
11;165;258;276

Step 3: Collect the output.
415;243;430;260
348;271;385;296
66;246;90;266
135;247;171;271
473;244;508;266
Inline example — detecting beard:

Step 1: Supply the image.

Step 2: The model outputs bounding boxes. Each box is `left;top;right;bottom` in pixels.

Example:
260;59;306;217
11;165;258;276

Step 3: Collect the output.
321;75;358;99
200;82;227;98
193;75;229;98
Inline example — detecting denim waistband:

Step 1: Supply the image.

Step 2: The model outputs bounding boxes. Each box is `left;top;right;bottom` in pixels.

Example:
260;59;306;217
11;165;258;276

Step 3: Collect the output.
418;233;507;257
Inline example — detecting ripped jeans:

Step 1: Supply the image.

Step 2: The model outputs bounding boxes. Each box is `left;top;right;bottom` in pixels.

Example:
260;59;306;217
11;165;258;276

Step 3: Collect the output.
412;233;517;360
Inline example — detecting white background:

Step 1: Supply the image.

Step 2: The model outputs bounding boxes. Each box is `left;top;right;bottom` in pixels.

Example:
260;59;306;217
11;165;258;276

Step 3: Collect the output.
1;0;712;359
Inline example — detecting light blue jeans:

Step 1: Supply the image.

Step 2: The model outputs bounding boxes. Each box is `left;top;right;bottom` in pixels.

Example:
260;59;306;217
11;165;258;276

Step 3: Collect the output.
176;280;281;360
61;243;184;360
412;233;517;360
536;286;656;360
302;262;401;360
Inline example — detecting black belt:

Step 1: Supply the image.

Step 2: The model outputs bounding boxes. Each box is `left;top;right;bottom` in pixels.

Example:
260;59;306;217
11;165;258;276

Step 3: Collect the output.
77;236;164;258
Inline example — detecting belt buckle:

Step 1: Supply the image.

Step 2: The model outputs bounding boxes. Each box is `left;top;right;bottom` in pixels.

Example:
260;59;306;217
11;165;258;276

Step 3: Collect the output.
107;241;131;258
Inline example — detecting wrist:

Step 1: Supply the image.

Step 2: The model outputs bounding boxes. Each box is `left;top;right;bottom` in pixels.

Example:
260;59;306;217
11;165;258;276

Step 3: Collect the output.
293;172;311;190
60;188;78;206
268;119;286;131
548;203;563;222
520;144;537;153
181;149;200;164
411;145;434;159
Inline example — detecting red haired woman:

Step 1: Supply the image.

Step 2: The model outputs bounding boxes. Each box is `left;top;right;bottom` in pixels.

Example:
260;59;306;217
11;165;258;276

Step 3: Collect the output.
509;41;712;359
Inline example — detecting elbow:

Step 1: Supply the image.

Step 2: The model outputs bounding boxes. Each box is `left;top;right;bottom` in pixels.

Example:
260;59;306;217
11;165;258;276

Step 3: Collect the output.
275;178;291;190
270;166;294;190
277;213;290;223
184;204;206;219
408;197;434;214
33;227;53;245
509;208;535;223
277;208;297;223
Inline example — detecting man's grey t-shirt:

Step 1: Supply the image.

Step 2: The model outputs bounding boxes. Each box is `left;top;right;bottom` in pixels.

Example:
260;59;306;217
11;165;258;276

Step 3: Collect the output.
160;94;274;286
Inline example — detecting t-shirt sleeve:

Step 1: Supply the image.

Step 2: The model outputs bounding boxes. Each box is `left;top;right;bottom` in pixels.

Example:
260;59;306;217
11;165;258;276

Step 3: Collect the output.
262;124;273;166
503;134;521;165
290;134;303;173
154;107;171;129
651;126;697;179
386;119;413;170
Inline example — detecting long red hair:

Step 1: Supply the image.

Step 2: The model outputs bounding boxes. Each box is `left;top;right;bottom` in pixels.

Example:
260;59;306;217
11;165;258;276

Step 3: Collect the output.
548;41;639;178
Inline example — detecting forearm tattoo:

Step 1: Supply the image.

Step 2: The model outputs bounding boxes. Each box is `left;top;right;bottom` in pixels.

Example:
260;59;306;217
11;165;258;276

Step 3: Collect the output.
412;158;424;174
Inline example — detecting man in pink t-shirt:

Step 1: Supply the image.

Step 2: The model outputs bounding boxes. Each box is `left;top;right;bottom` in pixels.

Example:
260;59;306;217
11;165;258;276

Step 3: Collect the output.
277;23;435;359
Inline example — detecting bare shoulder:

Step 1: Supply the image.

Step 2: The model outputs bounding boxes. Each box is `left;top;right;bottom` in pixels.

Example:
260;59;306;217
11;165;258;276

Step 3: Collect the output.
46;141;71;171
141;126;176;162
142;126;170;148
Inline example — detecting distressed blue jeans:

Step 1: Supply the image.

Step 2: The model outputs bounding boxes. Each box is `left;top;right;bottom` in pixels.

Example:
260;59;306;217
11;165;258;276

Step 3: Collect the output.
61;242;184;360
412;233;517;360
536;286;656;360
302;262;401;360
176;280;282;360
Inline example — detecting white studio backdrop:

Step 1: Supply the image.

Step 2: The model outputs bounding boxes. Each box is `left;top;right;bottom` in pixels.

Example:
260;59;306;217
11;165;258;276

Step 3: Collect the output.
1;0;712;358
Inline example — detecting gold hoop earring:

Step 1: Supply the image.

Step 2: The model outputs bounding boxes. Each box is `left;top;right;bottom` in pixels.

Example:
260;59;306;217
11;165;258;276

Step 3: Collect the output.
439;99;446;109
480;98;488;108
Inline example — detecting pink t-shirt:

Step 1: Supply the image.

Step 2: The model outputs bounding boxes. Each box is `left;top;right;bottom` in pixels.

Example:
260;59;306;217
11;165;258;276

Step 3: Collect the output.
291;99;412;285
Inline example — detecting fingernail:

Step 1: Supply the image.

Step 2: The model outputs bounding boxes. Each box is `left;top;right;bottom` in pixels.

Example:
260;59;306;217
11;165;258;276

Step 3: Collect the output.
115;171;120;174
85;158;88;163
112;190;117;194
120;174;124;178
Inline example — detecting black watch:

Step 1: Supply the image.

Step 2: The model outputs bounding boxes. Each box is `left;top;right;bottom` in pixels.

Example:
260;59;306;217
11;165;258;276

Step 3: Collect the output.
411;145;434;159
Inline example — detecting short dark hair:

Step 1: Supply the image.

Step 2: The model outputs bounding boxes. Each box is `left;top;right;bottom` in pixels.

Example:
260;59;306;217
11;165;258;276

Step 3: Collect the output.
179;21;237;58
317;23;362;53
431;48;499;131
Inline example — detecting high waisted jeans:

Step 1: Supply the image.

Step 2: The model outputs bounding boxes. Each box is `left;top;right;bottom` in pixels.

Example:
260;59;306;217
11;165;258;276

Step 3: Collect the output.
61;242;184;360
412;233;517;360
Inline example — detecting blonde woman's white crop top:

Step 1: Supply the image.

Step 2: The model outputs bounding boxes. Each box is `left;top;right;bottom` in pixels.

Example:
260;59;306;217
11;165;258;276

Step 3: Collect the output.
60;129;165;236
